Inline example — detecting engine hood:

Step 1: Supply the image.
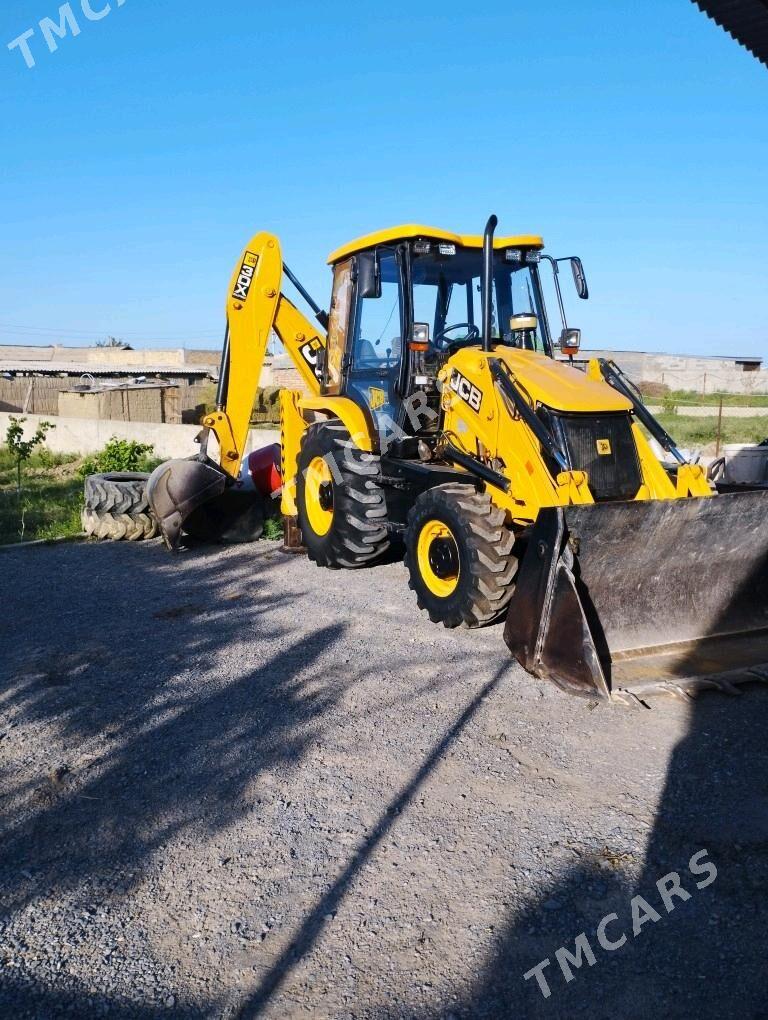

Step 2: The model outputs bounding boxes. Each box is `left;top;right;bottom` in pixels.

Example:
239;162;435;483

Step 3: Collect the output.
490;348;632;413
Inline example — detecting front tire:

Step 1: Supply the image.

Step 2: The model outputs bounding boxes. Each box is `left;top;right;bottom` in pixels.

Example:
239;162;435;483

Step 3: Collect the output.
405;484;517;628
296;421;389;568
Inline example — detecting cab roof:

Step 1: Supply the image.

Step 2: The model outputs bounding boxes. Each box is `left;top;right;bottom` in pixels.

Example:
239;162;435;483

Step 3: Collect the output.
327;224;545;264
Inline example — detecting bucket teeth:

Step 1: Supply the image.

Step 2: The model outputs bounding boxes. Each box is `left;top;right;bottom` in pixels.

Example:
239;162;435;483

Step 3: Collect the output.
610;689;651;710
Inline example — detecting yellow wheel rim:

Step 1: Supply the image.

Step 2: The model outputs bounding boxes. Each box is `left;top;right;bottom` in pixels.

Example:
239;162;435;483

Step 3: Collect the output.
416;519;460;597
304;456;334;536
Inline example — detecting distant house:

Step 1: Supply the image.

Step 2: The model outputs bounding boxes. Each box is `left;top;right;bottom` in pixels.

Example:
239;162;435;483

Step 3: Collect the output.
0;344;220;386
0;345;220;420
0;344;277;421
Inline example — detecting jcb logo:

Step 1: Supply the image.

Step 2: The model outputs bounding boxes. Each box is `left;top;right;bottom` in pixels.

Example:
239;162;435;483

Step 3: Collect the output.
450;370;483;412
299;338;324;382
368;387;387;411
232;252;259;301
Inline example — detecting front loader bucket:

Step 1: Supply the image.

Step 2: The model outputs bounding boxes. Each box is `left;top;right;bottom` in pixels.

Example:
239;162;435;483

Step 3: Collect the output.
146;458;227;550
504;491;768;703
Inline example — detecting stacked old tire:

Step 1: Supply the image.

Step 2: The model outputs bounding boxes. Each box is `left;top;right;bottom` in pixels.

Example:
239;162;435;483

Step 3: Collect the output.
82;473;158;541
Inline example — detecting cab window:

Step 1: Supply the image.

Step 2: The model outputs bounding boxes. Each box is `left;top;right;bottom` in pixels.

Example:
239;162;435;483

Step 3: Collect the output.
351;249;403;371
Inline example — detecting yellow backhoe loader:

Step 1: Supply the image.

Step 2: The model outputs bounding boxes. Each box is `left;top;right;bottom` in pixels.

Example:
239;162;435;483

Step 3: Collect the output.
147;217;768;704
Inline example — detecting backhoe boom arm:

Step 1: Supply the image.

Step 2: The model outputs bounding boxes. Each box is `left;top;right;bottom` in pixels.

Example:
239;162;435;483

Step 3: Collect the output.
204;232;327;477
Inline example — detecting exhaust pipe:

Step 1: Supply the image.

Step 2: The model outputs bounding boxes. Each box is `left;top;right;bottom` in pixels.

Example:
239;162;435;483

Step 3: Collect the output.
481;214;498;352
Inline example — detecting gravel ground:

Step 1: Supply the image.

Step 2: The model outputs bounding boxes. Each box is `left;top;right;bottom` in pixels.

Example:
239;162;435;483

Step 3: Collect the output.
1;538;767;1019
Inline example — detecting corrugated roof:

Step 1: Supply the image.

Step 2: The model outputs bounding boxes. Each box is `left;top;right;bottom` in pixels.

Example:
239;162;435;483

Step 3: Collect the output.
693;0;768;66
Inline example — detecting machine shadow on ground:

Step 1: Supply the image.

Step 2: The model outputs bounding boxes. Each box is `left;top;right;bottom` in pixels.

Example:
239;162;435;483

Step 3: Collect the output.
0;541;352;1015
4;541;768;1018
232;664;510;1017
408;557;768;1019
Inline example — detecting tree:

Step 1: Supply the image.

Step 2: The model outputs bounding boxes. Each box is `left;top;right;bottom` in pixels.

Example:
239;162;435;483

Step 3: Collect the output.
95;336;133;350
5;417;55;492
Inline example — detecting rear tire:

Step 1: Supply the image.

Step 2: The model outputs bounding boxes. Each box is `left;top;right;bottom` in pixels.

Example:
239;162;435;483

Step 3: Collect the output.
404;484;517;628
82;472;158;542
297;421;389;568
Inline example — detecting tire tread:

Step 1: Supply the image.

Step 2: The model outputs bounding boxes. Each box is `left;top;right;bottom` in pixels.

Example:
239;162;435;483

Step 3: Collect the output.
404;483;518;628
297;421;390;569
82;472;156;541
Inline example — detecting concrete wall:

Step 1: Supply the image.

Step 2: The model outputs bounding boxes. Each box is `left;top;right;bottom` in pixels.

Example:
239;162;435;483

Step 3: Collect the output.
0;345;213;369
0;412;279;462
185;349;222;366
580;350;767;395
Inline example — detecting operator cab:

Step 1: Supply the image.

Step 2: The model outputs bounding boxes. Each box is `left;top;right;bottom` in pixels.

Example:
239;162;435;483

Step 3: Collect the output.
322;226;581;450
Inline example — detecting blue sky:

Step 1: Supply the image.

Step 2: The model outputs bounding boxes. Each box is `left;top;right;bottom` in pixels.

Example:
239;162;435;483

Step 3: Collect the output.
1;0;766;356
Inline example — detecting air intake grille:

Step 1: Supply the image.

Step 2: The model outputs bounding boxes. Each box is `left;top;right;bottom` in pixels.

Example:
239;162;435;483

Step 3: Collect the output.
555;412;641;502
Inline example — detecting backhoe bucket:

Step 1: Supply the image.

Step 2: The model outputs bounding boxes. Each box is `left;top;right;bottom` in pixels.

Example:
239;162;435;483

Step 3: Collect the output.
504;491;768;703
146;458;227;550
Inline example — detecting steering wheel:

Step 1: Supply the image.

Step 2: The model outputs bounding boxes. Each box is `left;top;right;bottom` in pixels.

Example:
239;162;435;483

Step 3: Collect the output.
433;322;481;351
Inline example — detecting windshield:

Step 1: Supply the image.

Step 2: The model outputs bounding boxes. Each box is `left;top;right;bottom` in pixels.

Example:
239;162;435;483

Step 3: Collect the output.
410;246;551;354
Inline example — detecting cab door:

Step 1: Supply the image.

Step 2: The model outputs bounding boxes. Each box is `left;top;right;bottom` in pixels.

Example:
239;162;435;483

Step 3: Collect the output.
345;247;405;444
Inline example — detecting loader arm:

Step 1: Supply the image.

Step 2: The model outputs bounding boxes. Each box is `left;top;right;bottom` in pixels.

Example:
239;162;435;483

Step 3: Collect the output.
204;232;327;478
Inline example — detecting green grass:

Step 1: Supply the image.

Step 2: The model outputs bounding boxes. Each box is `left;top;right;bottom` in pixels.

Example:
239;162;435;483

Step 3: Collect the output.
0;448;83;545
262;515;283;541
642;388;768;408
0;444;285;546
654;414;768;449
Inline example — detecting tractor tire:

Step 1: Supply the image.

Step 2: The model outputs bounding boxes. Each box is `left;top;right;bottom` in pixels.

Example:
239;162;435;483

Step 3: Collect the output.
82;472;158;541
404;483;517;628
83;473;151;514
296;420;390;568
81;509;158;541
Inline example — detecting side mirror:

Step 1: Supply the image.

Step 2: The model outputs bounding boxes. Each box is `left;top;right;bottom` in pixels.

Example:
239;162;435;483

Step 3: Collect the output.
355;252;381;299
570;257;588;300
559;328;581;355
